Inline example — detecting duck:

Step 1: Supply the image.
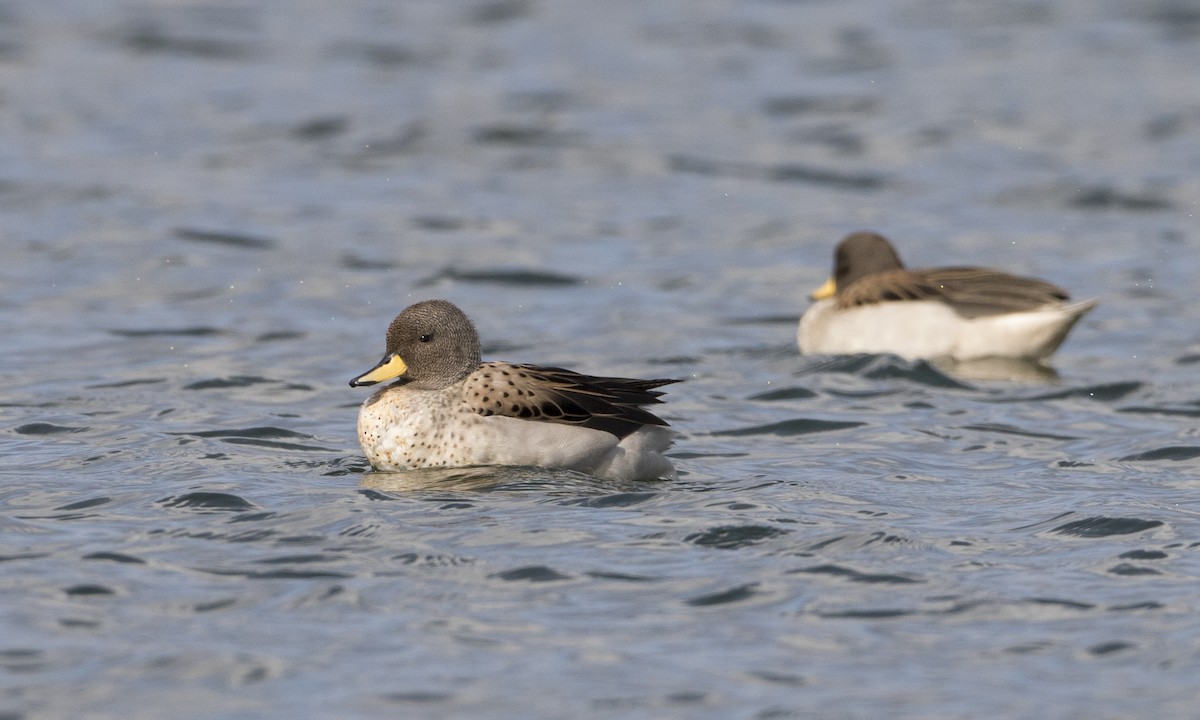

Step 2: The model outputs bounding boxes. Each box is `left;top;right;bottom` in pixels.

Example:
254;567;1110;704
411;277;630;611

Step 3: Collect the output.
797;232;1097;362
350;300;678;481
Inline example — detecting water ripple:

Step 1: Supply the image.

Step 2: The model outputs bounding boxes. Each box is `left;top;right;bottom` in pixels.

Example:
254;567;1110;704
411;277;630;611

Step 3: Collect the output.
959;423;1080;441
64;584;116;596
1118;446;1200;462
1108;563;1161;576
1050;517;1165;538
172;427;337;452
109;327;224;338
685;582;761;607
174;227;276;249
788;564;924;585
684;525;789;549
747;387;818;401
1118;405;1200;418
15;423;88;435
710;419;865;437
416;267;583;287
489;566;572;582
988;382;1145;403
668;154;886;190
82;552;144;565
157;492;258;513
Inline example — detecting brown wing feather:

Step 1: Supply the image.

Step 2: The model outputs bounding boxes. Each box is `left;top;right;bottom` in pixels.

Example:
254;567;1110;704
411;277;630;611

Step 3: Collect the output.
836;266;1070;318
835;268;945;308
462;362;678;439
915;267;1070;317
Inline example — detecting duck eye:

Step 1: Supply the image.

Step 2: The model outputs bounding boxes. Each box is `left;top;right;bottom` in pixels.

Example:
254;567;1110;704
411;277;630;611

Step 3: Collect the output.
418;333;433;343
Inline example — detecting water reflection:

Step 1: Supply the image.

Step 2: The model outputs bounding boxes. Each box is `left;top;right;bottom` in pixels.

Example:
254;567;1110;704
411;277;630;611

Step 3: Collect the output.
359;465;659;494
795;352;1061;386
932;357;1061;384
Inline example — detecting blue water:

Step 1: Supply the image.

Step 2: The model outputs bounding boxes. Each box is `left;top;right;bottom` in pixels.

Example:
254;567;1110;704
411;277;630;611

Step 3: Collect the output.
3;1;1200;717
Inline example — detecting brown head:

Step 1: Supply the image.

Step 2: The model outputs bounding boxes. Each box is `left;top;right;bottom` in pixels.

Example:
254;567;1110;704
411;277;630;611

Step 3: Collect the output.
349;299;483;391
811;232;907;299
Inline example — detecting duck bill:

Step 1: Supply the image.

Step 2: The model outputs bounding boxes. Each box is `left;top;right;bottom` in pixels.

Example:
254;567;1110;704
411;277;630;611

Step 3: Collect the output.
809;277;837;301
349;353;408;387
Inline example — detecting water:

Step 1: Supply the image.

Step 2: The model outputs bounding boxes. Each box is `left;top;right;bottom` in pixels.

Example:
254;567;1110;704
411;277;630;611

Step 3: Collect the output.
2;0;1199;717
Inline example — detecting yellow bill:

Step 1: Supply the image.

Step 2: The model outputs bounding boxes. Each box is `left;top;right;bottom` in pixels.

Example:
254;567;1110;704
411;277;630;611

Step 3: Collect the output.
809;277;837;301
349;353;408;387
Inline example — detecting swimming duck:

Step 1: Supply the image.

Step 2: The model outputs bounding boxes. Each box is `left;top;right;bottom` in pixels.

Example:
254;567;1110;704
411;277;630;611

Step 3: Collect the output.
350;300;678;480
798;232;1097;361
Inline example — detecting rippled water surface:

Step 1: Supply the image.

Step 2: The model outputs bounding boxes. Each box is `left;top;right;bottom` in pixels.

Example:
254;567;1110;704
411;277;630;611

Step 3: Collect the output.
3;1;1200;717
